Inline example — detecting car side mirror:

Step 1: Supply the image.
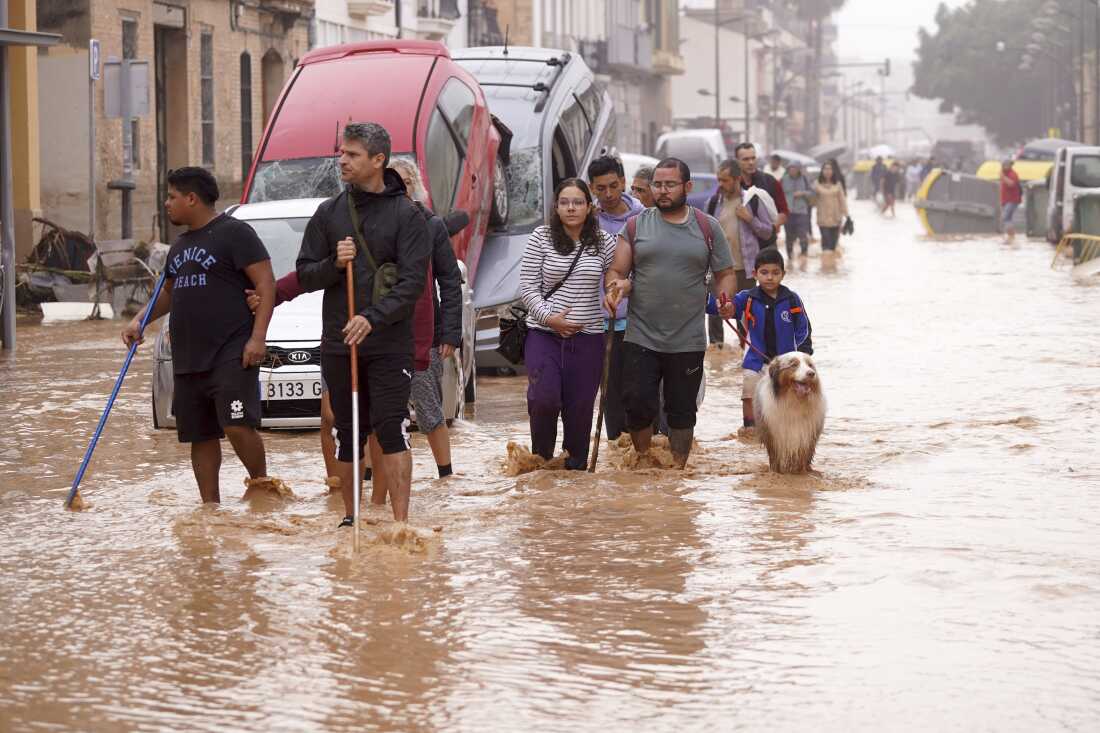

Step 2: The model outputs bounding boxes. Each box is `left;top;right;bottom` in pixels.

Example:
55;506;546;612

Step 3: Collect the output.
445;209;471;236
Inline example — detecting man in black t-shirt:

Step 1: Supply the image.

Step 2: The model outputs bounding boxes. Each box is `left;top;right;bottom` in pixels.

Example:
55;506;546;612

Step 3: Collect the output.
123;167;276;503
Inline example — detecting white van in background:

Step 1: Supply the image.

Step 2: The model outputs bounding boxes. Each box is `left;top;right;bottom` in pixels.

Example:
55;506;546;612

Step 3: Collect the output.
654;129;727;175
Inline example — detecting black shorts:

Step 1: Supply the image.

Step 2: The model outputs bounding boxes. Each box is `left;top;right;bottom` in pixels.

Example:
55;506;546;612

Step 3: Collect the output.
173;361;261;443
620;342;704;431
322;351;413;460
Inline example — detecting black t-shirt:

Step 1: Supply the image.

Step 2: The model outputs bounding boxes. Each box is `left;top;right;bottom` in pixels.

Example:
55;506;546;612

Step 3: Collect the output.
166;214;269;374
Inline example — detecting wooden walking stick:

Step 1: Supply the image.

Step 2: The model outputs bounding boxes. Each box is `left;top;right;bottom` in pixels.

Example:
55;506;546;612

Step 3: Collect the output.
589;283;620;473
346;265;361;552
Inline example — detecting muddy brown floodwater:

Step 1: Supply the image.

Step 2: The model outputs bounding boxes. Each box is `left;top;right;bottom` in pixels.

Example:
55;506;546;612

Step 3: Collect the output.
2;202;1099;731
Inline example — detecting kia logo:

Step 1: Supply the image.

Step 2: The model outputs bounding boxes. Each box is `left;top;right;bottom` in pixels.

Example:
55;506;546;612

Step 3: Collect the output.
287;350;311;364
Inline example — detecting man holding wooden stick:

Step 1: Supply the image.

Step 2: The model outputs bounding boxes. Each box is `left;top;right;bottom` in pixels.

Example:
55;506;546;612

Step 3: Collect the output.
296;122;430;526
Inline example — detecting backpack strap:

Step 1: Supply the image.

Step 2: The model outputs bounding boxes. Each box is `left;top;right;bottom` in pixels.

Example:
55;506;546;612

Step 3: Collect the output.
346;192;380;274
706;193;719;217
624;214;639;247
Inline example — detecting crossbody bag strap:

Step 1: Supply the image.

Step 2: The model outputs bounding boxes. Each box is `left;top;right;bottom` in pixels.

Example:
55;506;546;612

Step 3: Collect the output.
543;240;586;300
345;191;380;273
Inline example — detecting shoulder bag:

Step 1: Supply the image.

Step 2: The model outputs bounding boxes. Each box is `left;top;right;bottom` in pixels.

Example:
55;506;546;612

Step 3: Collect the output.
346;193;399;305
496;241;586;365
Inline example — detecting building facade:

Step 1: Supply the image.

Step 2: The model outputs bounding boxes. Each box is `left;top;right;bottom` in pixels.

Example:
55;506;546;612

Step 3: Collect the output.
38;0;313;245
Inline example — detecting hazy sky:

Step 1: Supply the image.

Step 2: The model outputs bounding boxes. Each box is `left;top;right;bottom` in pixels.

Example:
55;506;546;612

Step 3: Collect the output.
834;0;969;62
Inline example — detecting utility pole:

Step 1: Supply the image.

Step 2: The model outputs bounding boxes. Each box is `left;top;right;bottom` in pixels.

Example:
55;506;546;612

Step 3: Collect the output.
743;13;750;142
714;1;720;128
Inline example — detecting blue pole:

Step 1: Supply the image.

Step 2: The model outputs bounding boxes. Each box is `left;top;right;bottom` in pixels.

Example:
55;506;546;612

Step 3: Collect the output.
65;271;167;508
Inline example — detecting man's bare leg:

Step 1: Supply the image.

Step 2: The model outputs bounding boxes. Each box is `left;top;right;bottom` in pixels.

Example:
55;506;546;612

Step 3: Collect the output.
368;434;387;506
630;425;654;455
320;391;339;480
191;439;222;504
334;458;356;517
224;426;267;478
381;449;413;522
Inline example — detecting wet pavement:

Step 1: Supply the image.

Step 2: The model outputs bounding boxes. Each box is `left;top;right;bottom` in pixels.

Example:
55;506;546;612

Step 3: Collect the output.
1;201;1099;731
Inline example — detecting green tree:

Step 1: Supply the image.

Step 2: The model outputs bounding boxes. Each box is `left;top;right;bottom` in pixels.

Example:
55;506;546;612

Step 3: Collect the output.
912;0;1076;146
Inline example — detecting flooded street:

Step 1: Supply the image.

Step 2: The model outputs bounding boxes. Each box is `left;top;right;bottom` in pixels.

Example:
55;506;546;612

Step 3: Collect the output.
2;201;1099;731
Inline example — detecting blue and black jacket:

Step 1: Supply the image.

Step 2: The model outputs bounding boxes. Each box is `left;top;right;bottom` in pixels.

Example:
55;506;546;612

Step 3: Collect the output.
729;284;812;372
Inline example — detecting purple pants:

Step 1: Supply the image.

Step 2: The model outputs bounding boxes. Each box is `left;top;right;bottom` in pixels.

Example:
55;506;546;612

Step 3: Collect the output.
524;328;605;469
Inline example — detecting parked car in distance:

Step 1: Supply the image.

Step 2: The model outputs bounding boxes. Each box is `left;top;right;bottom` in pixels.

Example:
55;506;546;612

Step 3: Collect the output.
1017;137;1087;162
242;39;505;293
453;46;615;370
1044;145;1100;245
619;152;659;183
151;199;477;430
687;173;719;209
654;129;726;175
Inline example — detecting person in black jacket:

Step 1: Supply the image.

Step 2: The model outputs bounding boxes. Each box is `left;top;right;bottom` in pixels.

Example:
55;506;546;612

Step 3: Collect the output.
296;122;430;526
389;157;464;479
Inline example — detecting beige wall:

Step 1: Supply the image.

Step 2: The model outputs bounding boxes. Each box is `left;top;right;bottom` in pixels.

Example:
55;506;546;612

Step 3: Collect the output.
38;49;92;237
38;0;312;243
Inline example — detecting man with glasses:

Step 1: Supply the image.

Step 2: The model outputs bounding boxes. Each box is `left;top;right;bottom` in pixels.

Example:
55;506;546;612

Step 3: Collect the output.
604;157;737;468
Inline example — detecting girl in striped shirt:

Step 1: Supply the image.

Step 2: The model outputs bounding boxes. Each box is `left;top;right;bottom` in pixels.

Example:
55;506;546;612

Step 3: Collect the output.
520;178;617;469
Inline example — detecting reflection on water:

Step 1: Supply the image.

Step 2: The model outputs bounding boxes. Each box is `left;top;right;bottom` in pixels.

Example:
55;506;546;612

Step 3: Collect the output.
2;203;1100;730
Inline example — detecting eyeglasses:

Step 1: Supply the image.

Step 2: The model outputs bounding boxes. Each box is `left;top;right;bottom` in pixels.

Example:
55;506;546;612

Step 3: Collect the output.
650;181;684;191
557;198;589;209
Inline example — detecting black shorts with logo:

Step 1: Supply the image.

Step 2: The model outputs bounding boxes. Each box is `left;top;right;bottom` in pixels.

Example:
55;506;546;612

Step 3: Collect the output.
322;350;413;460
172;360;261;443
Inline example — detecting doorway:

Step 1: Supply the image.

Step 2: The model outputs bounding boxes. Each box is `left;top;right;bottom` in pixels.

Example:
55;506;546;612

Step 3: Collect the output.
154;25;189;242
261;49;284;127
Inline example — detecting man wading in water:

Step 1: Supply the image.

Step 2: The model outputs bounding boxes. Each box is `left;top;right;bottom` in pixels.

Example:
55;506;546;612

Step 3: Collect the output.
604;158;737;468
296;122;430;527
122;167;276;503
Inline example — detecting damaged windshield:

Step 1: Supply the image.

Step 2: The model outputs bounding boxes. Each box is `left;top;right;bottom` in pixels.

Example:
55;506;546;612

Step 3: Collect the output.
504;147;544;231
248;153;416;204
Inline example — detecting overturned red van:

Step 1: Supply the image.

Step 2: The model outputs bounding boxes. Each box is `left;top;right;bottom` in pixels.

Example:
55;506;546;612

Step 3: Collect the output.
242;39;508;281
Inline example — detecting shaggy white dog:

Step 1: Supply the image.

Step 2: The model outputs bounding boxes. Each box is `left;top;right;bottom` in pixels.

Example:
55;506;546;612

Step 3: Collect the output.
753;352;826;473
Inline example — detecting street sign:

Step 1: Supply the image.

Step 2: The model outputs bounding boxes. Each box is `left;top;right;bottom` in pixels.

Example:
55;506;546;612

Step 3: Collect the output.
103;59;150;118
89;39;100;80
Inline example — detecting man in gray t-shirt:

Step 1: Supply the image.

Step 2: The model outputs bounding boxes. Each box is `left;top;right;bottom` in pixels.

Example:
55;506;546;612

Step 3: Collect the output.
605;158;737;468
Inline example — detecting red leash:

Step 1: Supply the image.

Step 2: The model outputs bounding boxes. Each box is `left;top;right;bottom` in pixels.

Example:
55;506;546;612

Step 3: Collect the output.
718;292;772;364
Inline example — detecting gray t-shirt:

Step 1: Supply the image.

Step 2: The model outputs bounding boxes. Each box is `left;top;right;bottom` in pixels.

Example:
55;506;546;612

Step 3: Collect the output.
624;207;734;353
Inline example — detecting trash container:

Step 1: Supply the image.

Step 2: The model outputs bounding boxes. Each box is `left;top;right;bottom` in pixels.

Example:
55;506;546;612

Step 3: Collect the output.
913;169;999;236
1025;180;1049;239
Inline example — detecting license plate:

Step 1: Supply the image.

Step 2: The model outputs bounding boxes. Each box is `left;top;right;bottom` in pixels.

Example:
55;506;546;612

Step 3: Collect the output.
263;378;322;401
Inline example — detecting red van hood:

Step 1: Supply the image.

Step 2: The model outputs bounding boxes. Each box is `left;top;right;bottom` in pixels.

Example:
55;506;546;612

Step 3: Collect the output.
261;53;437;162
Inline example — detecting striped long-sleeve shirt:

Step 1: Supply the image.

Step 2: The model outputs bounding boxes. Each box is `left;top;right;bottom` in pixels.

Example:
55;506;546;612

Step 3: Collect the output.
520;225;616;335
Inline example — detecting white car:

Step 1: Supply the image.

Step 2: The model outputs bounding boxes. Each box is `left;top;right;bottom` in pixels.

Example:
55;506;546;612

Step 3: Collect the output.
151;198;477;430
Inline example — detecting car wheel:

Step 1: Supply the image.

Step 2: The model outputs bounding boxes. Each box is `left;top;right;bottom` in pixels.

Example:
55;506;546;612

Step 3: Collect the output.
490;155;509;226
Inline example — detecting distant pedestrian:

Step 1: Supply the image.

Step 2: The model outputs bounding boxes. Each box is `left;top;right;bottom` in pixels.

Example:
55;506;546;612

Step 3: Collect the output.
814;159;849;262
781;161;813;258
765;153;785;180
122;166;276;504
881;161;901;217
1000;159;1022;243
296;121;431;527
870;156;887;202
605;157;738;468
588;155;645;442
631;165;656;208
905;160;924;199
735;142;788;248
520;178;616;470
920;156;936;180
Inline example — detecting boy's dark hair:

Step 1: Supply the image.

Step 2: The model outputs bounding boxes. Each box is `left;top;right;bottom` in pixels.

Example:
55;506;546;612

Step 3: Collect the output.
754;246;785;272
655;156;691;182
166;166;219;205
587;155;624;180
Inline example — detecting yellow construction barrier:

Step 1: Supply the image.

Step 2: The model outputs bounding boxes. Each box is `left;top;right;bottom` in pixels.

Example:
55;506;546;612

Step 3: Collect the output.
1051;233;1100;268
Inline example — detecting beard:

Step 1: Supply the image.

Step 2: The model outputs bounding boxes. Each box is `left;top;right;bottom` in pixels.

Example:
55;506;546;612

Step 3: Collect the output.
655;191;687;212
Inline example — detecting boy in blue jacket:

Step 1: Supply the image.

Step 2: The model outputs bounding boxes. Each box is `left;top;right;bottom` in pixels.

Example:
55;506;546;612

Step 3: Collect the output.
732;247;812;429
